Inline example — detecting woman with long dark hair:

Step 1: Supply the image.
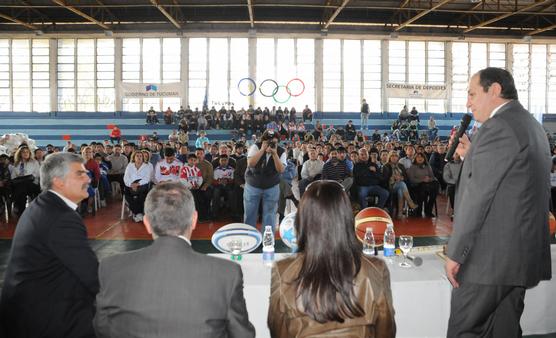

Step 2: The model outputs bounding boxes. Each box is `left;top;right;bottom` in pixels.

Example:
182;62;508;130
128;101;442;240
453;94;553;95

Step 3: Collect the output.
268;180;395;337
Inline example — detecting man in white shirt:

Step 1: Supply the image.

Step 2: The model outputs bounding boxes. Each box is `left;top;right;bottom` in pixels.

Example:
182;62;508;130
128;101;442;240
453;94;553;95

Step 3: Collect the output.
298;148;324;196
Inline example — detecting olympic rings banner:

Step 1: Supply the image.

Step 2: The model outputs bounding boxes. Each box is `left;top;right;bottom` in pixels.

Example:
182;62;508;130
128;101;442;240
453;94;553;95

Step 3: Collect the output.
385;83;447;99
120;82;183;98
237;78;305;104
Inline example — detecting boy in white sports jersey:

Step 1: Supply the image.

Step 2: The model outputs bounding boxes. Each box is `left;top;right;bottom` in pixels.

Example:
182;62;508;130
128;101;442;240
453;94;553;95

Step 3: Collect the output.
154;147;182;184
180;154;203;189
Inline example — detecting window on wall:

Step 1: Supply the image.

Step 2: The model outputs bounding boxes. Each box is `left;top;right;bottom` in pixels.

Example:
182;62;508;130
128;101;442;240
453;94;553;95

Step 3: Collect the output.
0;40;9;111
121;38;181;112
343;40;361;112
408;41;425;84
57;39;75;111
188;38;207;110
296;39;315;111
513;44;530;110
363;40;381;113
32;39;50;112
470;43;487;75
451;42;469;113
323;39;341;112
143;38;161;84
531;44;546;116
275;38;295;111
97;39;115;112
57;38;115;112
253;38;315;111
427;41;445;113
428;42;445;84
256;38;275;109
388;41;406;112
209;38;229;109
229;38;249;110
12;40;31;112
162;38;180;83
161;38;181;112
122;38;141;112
77;39;95;112
388;41;406;83
407;41;425;112
548;45;556;114
488;43;506;68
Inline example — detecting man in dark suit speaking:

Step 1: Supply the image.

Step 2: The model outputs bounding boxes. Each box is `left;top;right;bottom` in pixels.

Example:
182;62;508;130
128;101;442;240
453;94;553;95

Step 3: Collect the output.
94;181;255;338
445;67;552;337
0;152;99;337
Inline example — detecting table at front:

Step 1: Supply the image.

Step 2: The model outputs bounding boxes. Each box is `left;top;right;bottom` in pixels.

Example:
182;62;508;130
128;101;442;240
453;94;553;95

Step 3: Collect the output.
212;245;556;338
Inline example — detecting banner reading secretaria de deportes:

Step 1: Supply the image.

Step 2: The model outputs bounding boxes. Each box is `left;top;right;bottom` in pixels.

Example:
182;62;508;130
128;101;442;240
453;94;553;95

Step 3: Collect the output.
120;82;183;98
385;83;447;99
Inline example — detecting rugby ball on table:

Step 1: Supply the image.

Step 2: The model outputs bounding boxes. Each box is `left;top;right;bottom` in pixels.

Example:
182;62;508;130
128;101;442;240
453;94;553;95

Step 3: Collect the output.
279;212;297;251
211;223;263;254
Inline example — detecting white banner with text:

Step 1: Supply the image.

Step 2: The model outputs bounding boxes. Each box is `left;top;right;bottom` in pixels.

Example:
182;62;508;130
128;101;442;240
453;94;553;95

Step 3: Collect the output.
385;83;447;99
120;82;183;98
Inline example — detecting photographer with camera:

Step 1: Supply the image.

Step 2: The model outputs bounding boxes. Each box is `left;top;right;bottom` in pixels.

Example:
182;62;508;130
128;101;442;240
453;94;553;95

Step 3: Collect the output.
244;130;286;232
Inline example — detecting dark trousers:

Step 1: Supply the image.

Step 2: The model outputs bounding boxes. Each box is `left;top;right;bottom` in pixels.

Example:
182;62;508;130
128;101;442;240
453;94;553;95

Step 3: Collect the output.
447;184;456;210
232;185;244;220
212;185;234;218
196;186;212;220
124;184;149;215
410;181;439;216
551;187;556;212
448;283;526;338
13;181;40;215
0;186;10;215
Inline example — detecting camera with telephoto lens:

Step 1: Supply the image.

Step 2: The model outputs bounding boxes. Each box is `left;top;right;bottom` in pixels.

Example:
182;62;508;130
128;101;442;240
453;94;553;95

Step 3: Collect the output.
262;130;277;148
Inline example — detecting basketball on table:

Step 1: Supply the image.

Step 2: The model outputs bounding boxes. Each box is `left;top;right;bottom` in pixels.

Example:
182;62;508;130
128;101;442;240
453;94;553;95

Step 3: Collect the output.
549;212;556;236
355;207;393;245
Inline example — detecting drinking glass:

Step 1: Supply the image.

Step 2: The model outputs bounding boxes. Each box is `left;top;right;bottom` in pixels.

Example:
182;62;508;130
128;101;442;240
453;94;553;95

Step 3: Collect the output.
399;235;413;268
228;238;243;261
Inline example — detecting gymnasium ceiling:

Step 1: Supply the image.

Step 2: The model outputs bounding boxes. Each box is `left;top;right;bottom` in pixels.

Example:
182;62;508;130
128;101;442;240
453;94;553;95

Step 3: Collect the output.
0;0;555;38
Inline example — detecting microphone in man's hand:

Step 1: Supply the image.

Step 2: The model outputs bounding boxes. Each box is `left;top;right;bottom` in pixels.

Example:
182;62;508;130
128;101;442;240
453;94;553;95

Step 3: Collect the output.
445;114;472;162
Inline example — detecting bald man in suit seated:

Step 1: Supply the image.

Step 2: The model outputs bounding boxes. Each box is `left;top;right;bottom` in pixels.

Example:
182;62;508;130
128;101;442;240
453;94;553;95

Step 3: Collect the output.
94;181;255;338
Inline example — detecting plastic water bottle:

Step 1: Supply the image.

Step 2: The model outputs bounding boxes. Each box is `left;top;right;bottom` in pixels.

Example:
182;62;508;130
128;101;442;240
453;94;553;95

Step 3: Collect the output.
383;223;396;258
262;225;275;267
363;227;375;256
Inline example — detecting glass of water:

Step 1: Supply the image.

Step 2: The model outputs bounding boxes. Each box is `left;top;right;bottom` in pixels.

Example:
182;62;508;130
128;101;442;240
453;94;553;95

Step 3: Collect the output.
228;238;243;261
399;235;413;268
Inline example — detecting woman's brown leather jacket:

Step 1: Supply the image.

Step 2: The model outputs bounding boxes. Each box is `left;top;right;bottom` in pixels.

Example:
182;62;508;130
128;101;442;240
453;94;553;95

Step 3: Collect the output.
268;254;396;338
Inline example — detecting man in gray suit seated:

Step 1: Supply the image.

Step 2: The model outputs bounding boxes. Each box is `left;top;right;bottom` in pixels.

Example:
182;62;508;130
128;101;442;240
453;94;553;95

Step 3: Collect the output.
94;181;255;338
445;67;552;337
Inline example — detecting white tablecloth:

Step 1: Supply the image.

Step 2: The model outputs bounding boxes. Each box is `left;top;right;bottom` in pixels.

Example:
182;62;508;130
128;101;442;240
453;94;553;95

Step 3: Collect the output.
212;245;556;338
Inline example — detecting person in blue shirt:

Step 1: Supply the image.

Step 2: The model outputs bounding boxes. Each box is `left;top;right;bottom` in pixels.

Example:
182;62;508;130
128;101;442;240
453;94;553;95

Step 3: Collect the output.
195;130;210;149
